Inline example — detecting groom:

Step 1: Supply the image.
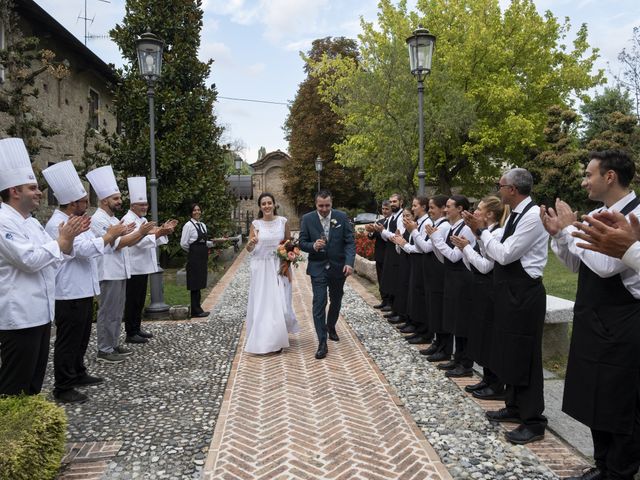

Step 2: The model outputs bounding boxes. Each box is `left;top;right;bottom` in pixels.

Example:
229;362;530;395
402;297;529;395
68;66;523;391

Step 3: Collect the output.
299;190;355;359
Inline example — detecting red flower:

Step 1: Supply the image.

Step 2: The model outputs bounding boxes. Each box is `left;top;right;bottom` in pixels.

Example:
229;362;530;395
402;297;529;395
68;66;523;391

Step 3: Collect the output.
355;232;376;260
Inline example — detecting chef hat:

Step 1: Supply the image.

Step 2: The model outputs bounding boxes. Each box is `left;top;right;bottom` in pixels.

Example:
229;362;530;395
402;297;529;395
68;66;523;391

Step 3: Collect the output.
42;160;87;204
127;176;148;204
86;165;120;201
0;138;37;191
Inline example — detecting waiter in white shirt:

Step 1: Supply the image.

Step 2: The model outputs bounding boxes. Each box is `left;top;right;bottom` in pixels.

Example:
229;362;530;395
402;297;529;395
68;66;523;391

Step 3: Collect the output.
0;138;88;396
43;161;128;403
122;177;177;344
372;193;405;323
365;200;392;310
464;168;549;446
543;150;640;480
87;166;155;363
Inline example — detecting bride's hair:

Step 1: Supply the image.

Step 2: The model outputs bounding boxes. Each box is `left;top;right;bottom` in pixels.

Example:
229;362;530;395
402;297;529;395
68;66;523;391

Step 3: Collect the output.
257;192;278;218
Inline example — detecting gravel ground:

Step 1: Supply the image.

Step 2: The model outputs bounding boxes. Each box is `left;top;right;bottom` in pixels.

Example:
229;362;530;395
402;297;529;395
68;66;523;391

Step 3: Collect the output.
43;262;250;479
340;285;559;480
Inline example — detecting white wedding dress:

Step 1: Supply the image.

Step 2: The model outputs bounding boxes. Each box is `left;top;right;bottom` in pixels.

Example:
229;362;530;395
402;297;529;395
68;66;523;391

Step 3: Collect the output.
244;216;299;354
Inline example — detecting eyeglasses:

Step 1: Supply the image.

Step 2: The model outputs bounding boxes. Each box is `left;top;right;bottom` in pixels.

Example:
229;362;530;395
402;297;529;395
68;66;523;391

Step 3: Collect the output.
495;183;513;190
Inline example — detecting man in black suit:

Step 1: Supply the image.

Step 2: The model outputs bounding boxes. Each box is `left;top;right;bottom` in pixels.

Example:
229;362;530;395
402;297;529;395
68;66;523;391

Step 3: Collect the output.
298;190;356;360
366;200;392;310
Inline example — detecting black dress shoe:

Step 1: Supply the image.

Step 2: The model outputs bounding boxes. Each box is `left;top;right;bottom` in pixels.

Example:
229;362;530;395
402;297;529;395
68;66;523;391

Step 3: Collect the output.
381;305;393;312
383;311;398;318
387;317;403;324
445;366;474;377
193;311;210;318
563;467;604;480
328;330;340;341
486;407;521;423
464;380;488;392
315;341;328;359
54;388;88;404
407;336;430;345
405;333;421;341
73;374;104;387
427;351;450;362
125;334;148;344
373;302;388;309
138;329;154;339
472;386;506;400
437;360;458;370
399;325;417;334
505;425;545;445
419;344;439;356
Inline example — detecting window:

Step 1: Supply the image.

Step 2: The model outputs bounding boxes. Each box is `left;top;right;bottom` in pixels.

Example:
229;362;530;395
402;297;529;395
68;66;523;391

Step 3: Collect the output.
88;88;99;130
46;162;58;206
0;20;5;83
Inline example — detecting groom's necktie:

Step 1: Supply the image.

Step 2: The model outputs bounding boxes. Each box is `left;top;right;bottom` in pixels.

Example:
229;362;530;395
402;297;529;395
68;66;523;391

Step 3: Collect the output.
321;216;330;239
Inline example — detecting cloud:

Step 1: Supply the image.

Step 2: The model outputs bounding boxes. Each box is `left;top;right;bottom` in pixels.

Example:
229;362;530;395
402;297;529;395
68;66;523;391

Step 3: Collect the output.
199;41;233;68
245;62;265;76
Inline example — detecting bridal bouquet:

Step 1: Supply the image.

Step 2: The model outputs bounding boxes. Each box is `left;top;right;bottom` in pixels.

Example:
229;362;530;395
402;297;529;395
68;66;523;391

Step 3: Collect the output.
275;238;304;276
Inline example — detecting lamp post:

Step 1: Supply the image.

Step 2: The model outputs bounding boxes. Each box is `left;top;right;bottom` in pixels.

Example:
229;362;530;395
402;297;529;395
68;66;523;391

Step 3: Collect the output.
406;25;436;196
135;30;168;317
315;156;323;193
234;157;242;230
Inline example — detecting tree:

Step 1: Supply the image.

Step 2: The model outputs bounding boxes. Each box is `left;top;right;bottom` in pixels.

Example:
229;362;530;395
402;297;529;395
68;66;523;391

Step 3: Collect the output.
284;37;374;213
313;0;604;197
524;106;590;211
108;0;231;251
0;0;68;156
580;87;635;146
617;27;640;121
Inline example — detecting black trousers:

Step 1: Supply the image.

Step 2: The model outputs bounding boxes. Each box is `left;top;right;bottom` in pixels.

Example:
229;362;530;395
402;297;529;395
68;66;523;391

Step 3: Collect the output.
483;367;503;391
375;259;390;303
0;323;51;395
453;336;473;368
436;332;453;355
124;274;149;336
54;297;93;393
191;290;203;314
311;273;346;344
505;376;547;432
591;388;640;479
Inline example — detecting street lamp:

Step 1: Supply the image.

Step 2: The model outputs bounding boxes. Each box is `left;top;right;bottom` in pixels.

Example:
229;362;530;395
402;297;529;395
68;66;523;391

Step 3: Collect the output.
135;30;168;317
234;157;242;228
406;25;436;195
315;156;324;193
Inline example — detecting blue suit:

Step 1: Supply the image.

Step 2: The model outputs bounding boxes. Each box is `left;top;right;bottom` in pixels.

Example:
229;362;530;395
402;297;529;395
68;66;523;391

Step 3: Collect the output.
298;209;355;343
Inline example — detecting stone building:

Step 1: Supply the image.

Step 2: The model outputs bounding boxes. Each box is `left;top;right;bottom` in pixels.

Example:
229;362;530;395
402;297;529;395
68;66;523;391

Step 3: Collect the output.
232;149;301;231
0;0;117;207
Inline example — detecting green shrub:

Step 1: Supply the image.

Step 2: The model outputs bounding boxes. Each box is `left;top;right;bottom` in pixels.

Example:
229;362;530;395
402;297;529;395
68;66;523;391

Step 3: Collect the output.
0;395;67;480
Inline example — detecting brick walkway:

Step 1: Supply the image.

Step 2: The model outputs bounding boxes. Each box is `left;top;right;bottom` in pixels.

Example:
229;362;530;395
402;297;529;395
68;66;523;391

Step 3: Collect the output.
203;264;451;479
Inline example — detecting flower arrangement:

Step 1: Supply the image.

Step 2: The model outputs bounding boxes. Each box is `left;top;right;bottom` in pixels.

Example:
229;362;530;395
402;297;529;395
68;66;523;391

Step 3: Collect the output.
275;238;305;276
355;231;375;260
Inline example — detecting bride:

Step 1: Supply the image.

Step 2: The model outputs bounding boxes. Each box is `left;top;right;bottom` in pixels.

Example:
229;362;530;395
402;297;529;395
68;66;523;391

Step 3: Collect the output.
244;192;299;354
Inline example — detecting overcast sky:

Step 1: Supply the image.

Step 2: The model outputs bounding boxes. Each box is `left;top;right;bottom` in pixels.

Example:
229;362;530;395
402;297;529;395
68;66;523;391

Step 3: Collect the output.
33;0;640;163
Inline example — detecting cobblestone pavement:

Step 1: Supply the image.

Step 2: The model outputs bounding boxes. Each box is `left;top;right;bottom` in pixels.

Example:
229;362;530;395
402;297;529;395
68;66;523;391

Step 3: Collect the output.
51;251;249;479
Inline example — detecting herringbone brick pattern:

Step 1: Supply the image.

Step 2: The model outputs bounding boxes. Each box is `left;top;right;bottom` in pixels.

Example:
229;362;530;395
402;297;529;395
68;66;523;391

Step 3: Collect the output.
203;265;451;480
58;441;122;479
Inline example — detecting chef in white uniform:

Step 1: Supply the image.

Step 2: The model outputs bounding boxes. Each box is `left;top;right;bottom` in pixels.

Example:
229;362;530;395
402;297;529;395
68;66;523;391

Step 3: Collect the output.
0;138;88;395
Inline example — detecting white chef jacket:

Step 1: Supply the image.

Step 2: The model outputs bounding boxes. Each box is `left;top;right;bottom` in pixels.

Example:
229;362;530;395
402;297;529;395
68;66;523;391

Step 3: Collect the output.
551;191;640;298
0;203;64;329
180;219;208;252
480;196;548;278
45;209;104;300
122;210;168;275
91;208;131;281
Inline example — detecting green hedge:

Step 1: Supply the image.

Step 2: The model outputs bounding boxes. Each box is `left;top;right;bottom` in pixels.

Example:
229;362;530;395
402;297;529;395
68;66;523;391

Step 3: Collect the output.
0;395;67;480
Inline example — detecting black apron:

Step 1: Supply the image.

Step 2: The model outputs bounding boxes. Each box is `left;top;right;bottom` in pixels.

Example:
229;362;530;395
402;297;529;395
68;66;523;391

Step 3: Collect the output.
186;220;208;291
442;222;474;337
394;229;412;316
491;202;547;386
408;217;429;327
467;225;499;367
380;211;403;297
563;196;640;434
424;218;448;333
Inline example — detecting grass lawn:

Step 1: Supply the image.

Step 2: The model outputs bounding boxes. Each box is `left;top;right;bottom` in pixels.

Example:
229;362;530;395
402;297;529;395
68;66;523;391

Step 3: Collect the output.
543;247;577;301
